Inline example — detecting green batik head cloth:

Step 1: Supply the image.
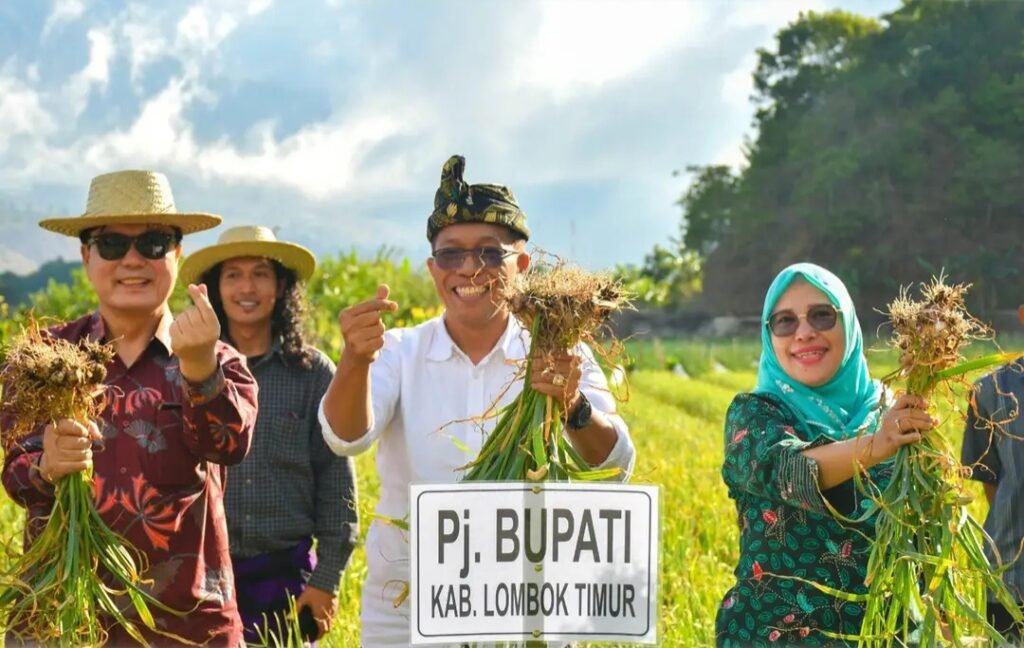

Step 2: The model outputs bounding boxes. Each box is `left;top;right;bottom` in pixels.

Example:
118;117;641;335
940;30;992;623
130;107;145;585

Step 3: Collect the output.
426;155;530;242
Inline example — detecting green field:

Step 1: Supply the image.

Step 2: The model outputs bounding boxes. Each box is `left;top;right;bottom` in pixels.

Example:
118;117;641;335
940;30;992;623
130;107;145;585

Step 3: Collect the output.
0;337;1015;646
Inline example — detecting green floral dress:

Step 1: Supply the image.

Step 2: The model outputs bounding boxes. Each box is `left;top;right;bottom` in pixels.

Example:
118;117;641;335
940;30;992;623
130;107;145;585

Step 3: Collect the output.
716;393;890;647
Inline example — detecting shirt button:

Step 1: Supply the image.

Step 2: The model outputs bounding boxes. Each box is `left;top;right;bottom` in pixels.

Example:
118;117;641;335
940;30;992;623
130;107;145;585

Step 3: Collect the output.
246;479;252;485
120;467;127;475
246;514;252;521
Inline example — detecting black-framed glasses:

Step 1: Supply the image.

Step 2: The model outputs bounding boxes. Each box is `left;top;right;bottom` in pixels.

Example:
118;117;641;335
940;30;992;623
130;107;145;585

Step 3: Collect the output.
431;246;518;271
766;304;841;337
87;230;181;261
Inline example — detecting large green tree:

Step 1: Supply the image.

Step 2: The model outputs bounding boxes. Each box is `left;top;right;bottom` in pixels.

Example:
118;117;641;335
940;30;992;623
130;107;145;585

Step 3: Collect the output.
677;0;1024;317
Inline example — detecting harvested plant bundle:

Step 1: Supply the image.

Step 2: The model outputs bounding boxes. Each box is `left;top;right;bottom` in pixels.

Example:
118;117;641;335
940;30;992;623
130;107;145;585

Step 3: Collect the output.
0;322;184;645
462;261;628;482
856;277;1021;646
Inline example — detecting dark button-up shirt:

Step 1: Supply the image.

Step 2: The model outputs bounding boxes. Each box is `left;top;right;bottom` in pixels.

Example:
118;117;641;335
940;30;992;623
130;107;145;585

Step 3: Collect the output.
962;357;1024;602
1;311;258;647
225;344;357;593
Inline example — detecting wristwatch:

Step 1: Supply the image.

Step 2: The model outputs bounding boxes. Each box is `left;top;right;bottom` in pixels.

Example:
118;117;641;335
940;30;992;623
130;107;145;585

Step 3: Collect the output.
564;393;593;431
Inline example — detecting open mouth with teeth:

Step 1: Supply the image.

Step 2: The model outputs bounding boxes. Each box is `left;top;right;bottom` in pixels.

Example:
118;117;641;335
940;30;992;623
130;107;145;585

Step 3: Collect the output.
452;284;491;301
232;299;262;313
791;347;828;365
117;278;151;288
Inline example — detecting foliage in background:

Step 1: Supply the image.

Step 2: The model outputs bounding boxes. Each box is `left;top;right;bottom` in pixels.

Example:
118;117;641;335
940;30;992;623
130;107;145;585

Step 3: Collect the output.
0;249;440;361
613;245;702;308
305;249;440;360
0;260;79;309
665;0;1024;316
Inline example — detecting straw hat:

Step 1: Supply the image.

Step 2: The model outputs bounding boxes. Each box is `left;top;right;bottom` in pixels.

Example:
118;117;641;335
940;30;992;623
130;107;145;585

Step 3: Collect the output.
179;225;317;285
38;170;222;237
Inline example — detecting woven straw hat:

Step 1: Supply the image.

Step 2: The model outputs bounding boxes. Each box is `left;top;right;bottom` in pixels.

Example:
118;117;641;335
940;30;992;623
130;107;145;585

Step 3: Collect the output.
179;225;317;285
38;170;222;237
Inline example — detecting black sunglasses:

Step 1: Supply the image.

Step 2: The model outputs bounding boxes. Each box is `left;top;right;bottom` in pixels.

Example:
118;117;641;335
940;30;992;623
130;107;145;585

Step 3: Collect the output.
87;230;181;261
431;246;518;271
766;304;841;337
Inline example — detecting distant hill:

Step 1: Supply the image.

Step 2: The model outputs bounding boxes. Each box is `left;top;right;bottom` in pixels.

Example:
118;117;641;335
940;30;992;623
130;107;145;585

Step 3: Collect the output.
0;196;79;275
0;259;79;307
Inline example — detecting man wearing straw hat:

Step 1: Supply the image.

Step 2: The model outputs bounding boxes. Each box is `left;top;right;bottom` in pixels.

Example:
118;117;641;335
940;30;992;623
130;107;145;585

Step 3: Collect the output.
180;226;358;643
1;170;258;646
318;155;636;647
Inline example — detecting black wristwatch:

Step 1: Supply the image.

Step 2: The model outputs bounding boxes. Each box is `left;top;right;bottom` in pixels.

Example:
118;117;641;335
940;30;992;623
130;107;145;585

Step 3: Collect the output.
565;393;593;431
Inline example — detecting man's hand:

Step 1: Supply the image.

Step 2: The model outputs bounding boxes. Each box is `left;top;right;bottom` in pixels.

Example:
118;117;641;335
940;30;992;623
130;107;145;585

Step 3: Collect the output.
171;283;220;382
530;351;584;413
338;284;398;367
296;584;338;637
39;419;102;482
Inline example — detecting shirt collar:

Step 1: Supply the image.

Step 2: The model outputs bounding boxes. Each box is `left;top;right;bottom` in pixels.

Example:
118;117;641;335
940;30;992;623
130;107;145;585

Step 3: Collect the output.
427;313;522;364
247;336;285;369
86;309;174;355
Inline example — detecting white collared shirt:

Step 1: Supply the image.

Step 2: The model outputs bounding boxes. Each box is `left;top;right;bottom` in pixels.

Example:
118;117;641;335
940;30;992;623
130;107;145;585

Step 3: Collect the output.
318;314;635;647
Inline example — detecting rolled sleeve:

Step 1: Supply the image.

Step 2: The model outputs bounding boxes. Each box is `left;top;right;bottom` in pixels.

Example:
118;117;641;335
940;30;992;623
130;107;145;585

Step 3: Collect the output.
318;398;375;456
721;393;829;513
577;343;636;481
319;334;401;457
591;412;635;482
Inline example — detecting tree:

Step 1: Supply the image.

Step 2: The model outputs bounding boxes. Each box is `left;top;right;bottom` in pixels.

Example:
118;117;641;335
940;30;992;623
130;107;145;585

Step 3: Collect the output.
666;0;1024;317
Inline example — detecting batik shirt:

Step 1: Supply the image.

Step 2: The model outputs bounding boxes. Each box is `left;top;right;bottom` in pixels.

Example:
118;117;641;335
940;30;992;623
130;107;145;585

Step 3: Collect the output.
716;392;889;647
2;311;258;647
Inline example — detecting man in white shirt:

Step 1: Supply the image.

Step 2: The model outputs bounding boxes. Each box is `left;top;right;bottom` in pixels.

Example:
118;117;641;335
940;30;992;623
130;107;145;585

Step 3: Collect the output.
319;155;636;647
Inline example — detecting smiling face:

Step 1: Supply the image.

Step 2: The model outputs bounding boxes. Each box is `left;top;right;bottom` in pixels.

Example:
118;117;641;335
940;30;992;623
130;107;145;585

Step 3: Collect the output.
217;256;282;328
81;223;180;317
769;279;846;388
426;222;529;330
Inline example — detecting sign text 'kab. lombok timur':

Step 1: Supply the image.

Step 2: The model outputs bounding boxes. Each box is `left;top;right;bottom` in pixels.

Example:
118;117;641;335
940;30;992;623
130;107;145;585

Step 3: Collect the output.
409;483;659;645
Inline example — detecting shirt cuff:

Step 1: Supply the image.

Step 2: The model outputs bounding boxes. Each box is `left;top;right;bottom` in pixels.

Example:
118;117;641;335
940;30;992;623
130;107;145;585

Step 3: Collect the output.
317;398;374;456
183;365;227;406
29;453;56;498
308;555;347;594
779;443;826;512
593;413;635;482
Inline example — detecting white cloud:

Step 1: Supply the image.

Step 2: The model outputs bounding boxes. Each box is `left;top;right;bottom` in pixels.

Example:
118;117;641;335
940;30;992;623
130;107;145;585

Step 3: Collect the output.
41;0;86;39
121;12;169;83
0;75;56;148
176;5;239;54
63;27;114;117
725;0;826;29
721;53;757;107
513;0;712;99
77;72;405;200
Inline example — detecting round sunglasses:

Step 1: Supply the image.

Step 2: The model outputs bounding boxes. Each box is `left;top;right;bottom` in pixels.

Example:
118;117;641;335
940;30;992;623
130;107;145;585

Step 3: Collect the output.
431;246;518;271
766;304;841;337
87;230;181;261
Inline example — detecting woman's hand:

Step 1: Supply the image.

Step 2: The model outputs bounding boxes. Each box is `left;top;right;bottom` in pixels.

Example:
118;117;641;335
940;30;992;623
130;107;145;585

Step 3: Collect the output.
867;393;936;463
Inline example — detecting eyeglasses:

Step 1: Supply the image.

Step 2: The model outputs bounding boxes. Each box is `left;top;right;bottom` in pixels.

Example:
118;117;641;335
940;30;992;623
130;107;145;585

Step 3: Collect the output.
431;246;518;271
87;230;181;261
766;304;841;337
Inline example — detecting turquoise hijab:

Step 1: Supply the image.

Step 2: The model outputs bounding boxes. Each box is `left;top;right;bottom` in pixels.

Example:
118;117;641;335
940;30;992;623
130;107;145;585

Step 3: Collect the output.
755;263;883;440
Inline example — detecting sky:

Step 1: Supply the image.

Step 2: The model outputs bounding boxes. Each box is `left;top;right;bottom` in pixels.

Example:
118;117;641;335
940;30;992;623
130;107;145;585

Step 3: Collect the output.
0;0;901;273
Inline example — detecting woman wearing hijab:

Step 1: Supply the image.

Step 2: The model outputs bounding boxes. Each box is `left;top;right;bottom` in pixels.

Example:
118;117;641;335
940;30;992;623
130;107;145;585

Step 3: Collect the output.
716;263;935;646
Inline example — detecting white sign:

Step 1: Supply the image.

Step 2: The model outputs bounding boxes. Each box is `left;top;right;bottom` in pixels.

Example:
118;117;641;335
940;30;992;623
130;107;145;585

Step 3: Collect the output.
410;482;659;645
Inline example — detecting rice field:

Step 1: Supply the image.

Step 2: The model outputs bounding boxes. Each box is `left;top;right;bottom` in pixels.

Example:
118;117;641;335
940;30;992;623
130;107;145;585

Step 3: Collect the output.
0;336;1018;646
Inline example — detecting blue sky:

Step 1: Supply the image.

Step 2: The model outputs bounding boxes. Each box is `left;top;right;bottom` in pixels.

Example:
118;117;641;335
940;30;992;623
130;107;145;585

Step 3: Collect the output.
0;0;899;273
